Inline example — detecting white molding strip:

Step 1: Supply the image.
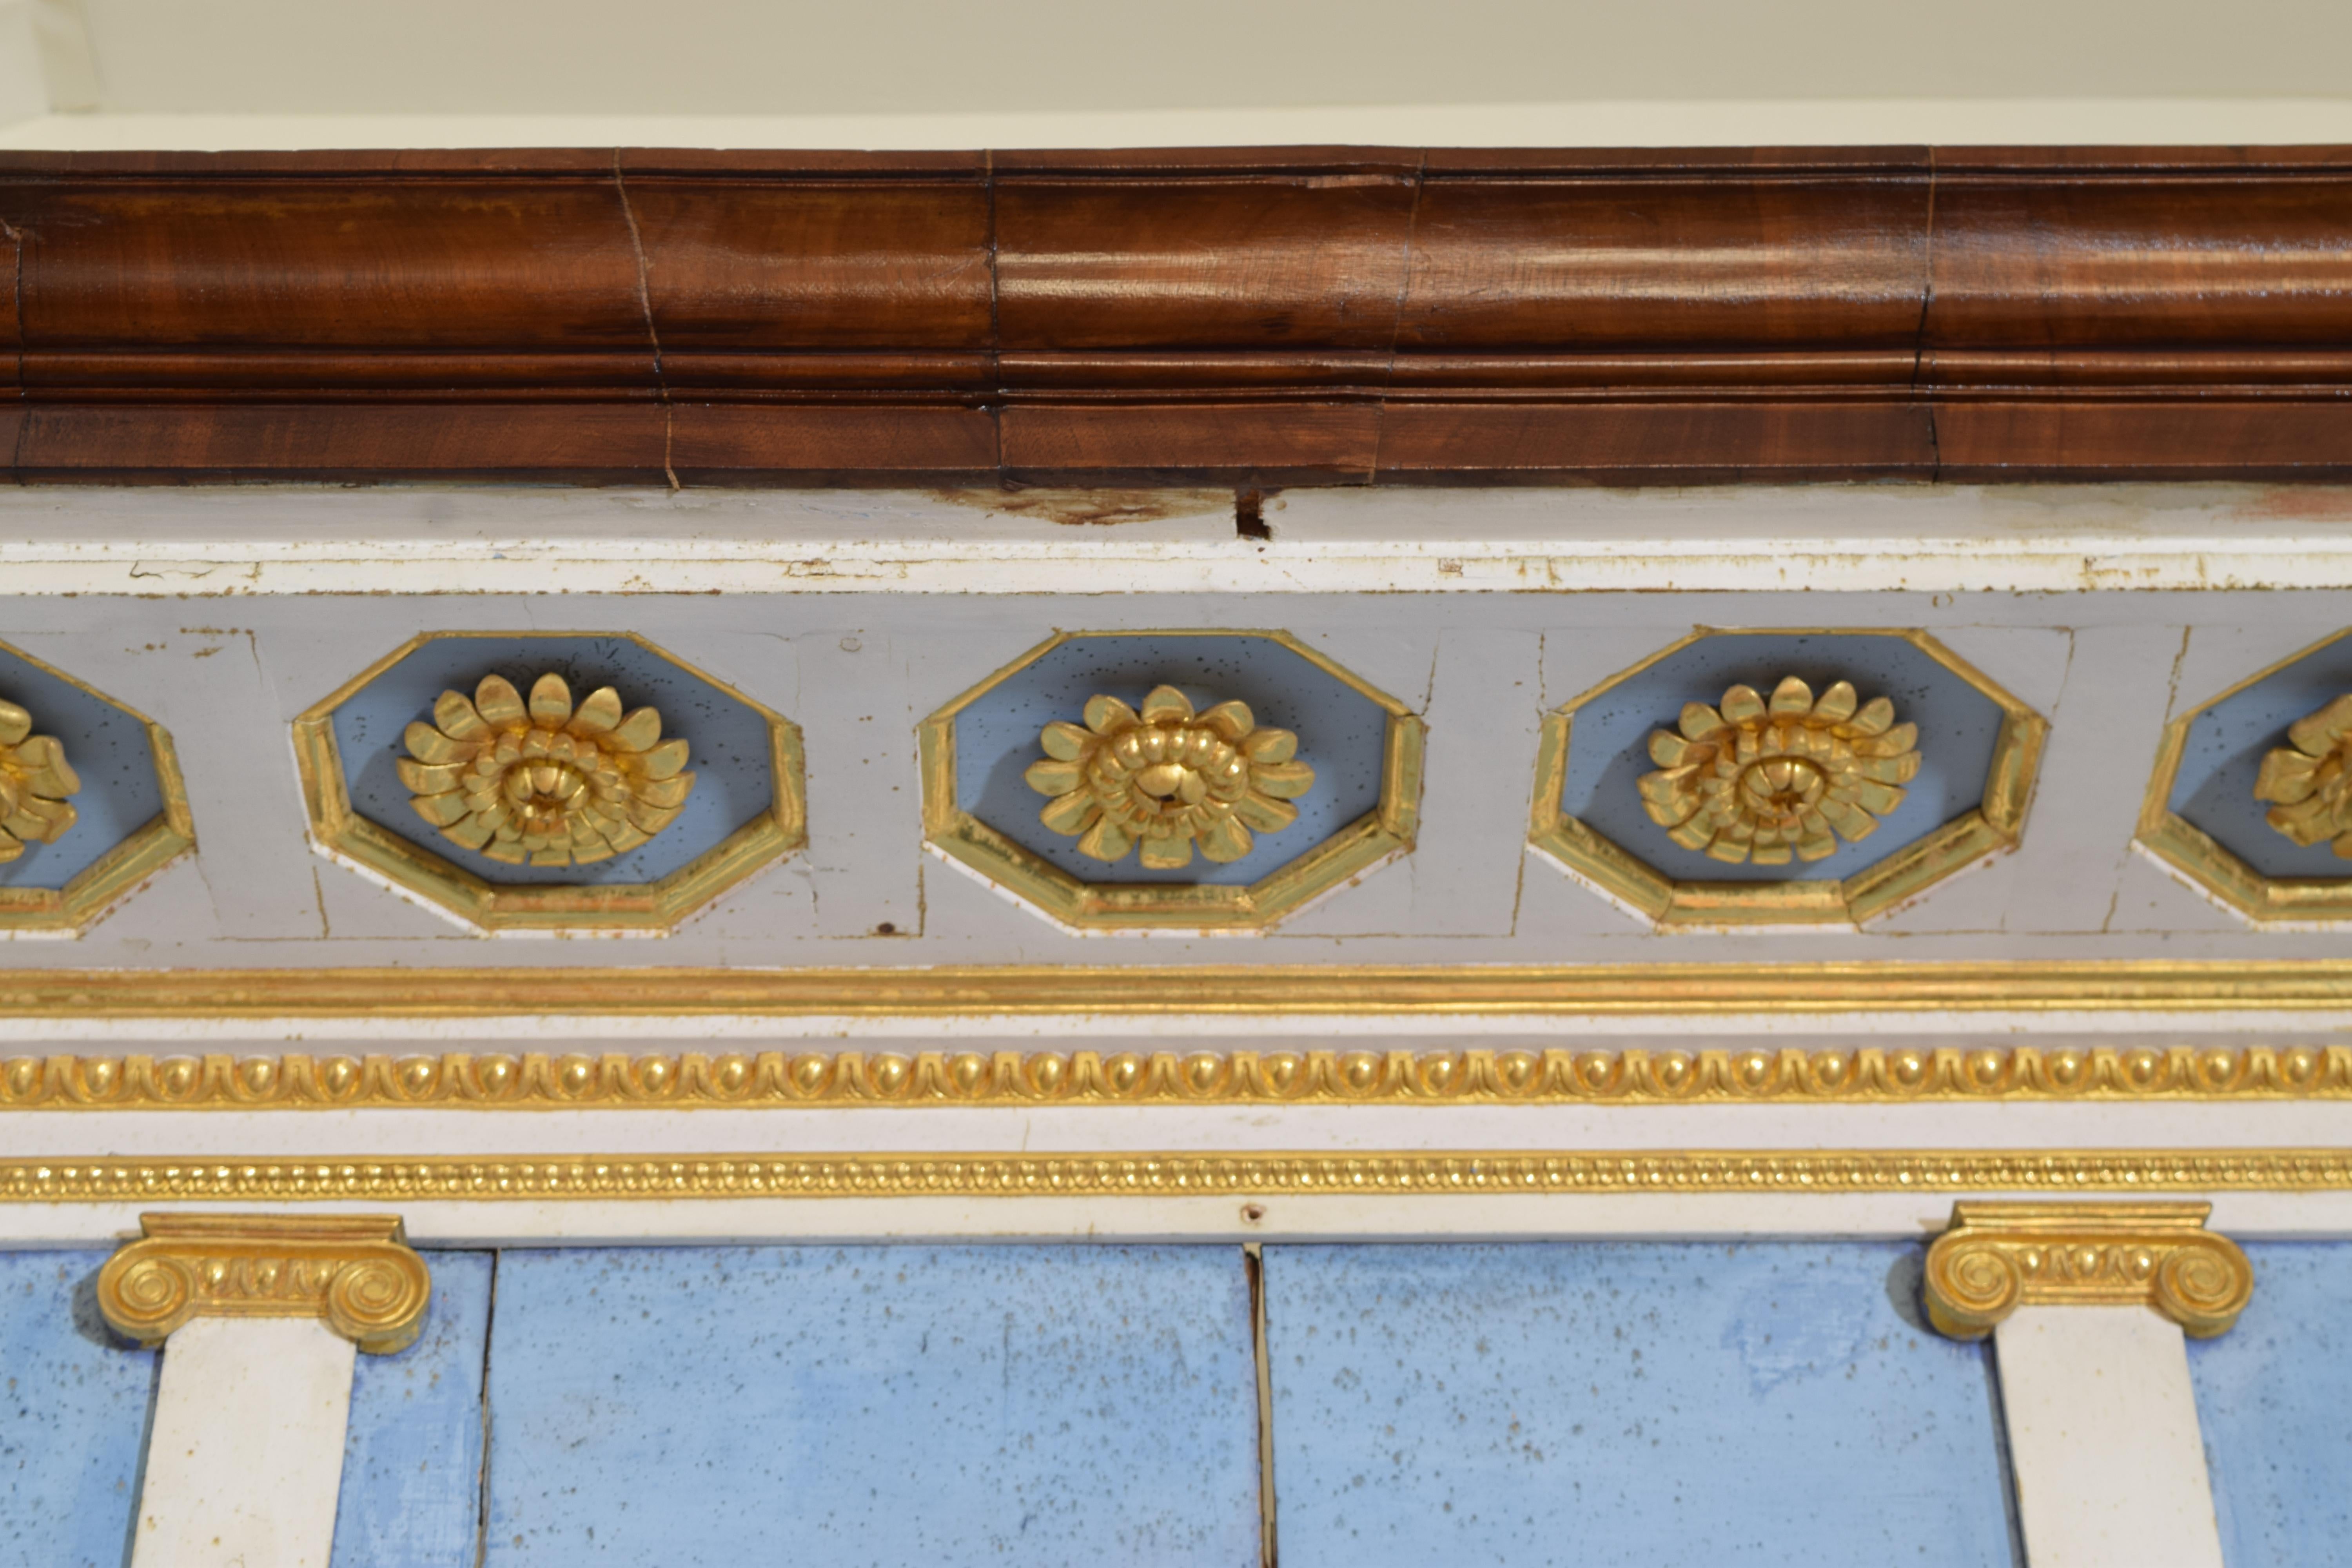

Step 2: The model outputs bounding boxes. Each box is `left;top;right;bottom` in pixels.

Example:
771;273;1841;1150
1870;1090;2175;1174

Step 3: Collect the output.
11;1190;2352;1250
6;483;2352;597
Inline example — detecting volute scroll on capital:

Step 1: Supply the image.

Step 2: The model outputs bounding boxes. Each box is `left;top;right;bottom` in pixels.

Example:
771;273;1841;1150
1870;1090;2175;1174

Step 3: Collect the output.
1921;1200;2254;1341
96;1212;432;1354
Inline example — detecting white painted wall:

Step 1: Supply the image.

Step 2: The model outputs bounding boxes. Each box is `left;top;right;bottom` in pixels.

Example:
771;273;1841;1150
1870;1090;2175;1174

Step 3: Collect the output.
0;0;2344;147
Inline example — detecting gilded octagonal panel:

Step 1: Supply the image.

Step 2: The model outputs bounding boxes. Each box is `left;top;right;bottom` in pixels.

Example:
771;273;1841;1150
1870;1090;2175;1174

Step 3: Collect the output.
0;637;196;933
1530;630;2045;927
294;632;805;934
920;630;1423;933
2140;626;2352;923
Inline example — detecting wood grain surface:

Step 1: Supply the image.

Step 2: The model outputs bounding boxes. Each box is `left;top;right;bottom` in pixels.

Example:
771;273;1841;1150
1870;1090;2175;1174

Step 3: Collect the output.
0;145;2345;485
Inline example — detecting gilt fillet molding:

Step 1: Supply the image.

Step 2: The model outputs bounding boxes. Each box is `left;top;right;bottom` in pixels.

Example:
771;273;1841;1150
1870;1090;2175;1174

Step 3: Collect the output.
0;146;2348;484
5;1042;2351;1109
1923;1200;2256;1339
94;1212;433;1353
13;1151;2352;1206
13;960;2352;1020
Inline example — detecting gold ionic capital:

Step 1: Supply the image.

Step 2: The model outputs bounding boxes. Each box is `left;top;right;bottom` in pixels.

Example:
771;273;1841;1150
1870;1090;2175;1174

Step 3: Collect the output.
96;1213;431;1354
1922;1201;2253;1341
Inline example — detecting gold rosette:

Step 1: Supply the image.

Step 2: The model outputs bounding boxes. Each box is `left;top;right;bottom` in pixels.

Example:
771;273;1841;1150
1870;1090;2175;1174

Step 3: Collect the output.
2252;692;2352;857
0;699;81;862
399;673;694;867
1025;685;1314;870
1638;675;1919;866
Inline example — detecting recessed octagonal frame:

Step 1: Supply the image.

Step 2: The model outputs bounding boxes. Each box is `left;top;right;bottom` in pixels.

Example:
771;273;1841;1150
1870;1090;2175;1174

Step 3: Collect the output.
919;629;1425;933
0;638;196;935
2138;626;2352;924
293;631;806;935
1529;628;2046;929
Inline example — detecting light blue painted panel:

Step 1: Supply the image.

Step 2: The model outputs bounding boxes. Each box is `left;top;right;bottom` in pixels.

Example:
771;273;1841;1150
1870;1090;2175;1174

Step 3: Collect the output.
0;645;166;890
2168;637;2352;877
332;634;777;884
0;1250;157;1568
2188;1241;2352;1568
481;1244;1260;1566
956;633;1390;885
1265;1241;2018;1568
1561;632;2004;882
332;1251;494;1568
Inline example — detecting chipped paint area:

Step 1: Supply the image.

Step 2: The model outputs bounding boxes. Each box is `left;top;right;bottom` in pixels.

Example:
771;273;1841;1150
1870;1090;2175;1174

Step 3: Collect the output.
10;482;2352;594
481;1244;1261;1566
926;487;1234;527
1263;1241;2018;1567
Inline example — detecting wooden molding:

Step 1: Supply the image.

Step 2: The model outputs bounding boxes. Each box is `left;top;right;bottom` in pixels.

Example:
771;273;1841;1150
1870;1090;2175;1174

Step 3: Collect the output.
1;145;2348;485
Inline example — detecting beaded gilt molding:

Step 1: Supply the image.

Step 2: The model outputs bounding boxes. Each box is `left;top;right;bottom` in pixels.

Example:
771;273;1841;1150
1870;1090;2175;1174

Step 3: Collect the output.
7;1150;2349;1204
1922;1201;2256;1339
1532;629;2047;928
6;1042;2351;1110
95;1212;433;1353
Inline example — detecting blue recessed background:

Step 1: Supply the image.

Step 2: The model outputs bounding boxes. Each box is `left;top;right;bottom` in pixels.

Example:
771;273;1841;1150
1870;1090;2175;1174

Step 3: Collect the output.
2189;1241;2352;1568
480;1244;1261;1567
332;636;777;886
0;1249;157;1568
2168;632;2352;878
1561;633;2007;883
1266;1241;2020;1568
955;634;1392;887
333;1251;494;1568
0;645;167;892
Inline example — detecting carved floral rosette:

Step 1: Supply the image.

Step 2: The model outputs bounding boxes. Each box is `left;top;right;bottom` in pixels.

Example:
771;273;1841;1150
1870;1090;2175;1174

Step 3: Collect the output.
1639;675;1920;866
96;1213;433;1354
1922;1201;2253;1341
1025;684;1314;870
0;698;81;861
2253;691;2352;856
401;672;694;868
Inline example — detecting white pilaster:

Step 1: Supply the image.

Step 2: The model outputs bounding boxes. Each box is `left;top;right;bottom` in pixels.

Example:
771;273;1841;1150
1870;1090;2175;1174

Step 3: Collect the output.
1993;1305;2223;1568
129;1316;358;1568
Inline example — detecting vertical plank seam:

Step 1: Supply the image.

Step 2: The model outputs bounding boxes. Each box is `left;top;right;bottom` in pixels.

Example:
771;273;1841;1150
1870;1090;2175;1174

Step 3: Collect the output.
985;149;1004;483
3;212;23;482
1918;149;1942;479
611;151;679;490
471;1250;499;1568
1245;1241;1279;1568
1368;152;1429;487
